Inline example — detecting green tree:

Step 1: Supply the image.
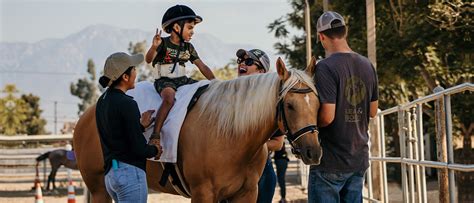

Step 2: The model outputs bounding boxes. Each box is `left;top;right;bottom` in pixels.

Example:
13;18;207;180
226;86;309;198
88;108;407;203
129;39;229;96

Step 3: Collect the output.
0;85;29;135
70;59;100;115
269;0;473;181
21;94;47;135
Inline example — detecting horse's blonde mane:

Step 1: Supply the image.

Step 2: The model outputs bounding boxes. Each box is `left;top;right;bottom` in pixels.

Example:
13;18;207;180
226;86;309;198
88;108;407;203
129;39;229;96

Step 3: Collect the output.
198;69;317;139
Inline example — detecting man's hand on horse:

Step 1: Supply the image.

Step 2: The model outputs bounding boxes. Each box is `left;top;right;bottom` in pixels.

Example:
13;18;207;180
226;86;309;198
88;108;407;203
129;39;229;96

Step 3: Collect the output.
140;110;156;129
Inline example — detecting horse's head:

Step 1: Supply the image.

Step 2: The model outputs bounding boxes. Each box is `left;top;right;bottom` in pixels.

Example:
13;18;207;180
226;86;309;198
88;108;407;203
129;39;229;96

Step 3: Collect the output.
276;57;322;165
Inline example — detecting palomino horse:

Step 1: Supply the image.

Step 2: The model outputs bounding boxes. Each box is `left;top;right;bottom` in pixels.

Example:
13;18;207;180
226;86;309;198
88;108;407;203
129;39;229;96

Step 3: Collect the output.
36;149;78;190
73;58;322;202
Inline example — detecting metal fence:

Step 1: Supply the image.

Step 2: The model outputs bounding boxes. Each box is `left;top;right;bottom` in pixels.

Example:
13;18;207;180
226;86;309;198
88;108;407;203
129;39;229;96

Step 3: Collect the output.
298;82;473;203
0;134;82;186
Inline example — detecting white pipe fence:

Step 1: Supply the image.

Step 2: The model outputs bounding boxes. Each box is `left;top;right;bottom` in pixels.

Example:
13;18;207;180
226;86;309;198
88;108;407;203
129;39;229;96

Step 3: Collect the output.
298;82;473;203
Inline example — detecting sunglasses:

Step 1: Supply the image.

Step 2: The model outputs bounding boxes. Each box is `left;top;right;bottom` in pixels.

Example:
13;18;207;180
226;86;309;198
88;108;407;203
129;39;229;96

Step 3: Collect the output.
237;57;263;69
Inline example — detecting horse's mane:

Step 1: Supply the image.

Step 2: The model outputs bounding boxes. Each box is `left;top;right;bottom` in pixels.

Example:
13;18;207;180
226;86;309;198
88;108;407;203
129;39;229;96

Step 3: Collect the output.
198;69;316;138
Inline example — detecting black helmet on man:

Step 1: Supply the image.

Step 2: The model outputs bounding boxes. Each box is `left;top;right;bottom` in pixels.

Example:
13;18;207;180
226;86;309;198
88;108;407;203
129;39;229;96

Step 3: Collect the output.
162;5;202;33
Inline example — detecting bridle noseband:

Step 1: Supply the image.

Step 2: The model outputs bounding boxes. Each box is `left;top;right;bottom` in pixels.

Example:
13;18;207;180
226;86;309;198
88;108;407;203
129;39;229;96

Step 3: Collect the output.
276;86;319;156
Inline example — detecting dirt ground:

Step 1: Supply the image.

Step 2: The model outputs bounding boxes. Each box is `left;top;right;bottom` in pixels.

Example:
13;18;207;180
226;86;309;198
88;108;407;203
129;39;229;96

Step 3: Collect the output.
0;182;307;203
0;168;444;203
0;181;444;203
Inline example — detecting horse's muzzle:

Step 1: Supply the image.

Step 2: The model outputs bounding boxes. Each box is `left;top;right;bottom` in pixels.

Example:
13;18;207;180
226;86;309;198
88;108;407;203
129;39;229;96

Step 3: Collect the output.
299;146;322;165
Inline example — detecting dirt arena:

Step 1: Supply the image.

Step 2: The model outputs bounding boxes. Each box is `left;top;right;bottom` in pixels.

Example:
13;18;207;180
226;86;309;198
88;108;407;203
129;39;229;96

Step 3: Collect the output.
0;181;308;203
0;178;443;203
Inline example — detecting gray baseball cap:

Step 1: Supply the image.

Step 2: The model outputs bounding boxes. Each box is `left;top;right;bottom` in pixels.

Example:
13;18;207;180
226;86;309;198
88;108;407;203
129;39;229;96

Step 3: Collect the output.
103;52;143;87
236;49;270;72
316;11;346;33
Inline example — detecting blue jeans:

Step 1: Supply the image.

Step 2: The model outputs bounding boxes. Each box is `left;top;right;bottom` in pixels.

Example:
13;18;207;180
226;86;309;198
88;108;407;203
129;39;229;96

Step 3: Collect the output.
105;161;148;203
275;159;288;199
257;158;277;203
308;168;366;203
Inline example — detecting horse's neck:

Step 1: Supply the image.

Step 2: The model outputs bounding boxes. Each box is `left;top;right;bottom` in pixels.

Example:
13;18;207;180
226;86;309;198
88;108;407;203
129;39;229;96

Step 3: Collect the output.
240;121;278;158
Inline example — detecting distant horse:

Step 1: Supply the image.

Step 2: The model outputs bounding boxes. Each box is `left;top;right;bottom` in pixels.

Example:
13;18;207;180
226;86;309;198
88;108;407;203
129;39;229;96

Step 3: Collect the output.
73;58;322;202
36;149;78;190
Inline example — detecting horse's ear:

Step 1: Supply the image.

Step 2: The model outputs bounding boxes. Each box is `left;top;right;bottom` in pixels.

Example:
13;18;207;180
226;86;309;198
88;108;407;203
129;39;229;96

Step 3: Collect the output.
305;56;317;76
276;57;289;81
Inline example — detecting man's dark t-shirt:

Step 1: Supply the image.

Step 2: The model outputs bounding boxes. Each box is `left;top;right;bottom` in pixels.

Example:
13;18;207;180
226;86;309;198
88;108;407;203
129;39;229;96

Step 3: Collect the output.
96;88;158;174
312;52;378;173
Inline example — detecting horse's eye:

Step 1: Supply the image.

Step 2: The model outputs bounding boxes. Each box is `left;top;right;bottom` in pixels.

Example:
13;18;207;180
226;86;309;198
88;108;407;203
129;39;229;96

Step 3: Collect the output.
286;103;294;110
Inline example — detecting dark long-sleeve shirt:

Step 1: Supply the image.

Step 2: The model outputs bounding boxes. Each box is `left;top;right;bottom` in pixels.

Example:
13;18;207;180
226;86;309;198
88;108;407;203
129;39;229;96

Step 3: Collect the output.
96;88;158;174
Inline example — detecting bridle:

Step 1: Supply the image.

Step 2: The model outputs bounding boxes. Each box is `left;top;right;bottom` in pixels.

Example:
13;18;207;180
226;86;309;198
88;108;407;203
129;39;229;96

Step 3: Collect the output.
276;84;319;156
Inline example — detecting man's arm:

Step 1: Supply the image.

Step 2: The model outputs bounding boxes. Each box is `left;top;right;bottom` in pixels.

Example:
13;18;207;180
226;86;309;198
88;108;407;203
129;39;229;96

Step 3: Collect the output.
370;100;378;118
193;59;215;80
318;103;335;127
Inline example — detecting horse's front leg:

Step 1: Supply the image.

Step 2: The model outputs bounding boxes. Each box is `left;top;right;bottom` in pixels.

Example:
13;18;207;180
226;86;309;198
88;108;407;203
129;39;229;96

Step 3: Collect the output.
46;175;52;190
227;182;258;203
48;169;58;190
190;184;217;203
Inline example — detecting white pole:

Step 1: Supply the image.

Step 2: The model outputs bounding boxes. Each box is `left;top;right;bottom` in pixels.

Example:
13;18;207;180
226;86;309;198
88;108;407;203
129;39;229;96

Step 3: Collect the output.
304;0;312;66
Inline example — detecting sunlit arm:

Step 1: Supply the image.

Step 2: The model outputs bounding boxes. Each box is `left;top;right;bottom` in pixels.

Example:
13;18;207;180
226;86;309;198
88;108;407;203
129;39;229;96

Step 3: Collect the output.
318;103;335;127
369;100;378;118
194;59;215;80
145;45;158;64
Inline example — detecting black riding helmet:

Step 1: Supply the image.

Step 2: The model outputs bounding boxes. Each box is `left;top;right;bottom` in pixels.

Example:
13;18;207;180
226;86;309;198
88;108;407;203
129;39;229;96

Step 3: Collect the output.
162;5;202;34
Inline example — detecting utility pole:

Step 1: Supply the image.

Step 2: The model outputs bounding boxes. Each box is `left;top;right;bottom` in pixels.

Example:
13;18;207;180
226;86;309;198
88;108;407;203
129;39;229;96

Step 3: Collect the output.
323;0;328;11
366;0;377;67
304;0;312;66
54;101;57;135
366;0;382;201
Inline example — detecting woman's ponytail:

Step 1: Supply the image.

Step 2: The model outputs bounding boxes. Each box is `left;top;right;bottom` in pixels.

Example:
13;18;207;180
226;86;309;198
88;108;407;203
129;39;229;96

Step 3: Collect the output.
99;76;111;88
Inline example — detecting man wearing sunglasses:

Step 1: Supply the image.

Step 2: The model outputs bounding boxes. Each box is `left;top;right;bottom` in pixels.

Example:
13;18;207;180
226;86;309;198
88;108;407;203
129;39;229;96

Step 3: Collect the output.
236;48;284;203
236;49;270;76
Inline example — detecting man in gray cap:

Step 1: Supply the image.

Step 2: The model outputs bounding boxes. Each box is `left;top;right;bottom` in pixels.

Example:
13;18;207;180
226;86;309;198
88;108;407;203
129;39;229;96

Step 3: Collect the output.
96;52;162;202
235;48;270;76
309;11;379;203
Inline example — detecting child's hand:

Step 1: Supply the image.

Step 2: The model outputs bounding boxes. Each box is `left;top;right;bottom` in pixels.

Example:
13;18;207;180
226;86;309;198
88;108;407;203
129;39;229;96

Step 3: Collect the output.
152;29;162;47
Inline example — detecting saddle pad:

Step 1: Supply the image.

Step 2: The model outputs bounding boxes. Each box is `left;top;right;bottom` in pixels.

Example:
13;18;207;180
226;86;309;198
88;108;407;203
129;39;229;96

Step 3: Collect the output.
126;80;210;163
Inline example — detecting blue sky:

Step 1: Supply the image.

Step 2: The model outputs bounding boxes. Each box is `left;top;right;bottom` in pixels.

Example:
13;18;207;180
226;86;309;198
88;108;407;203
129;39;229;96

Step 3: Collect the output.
1;0;300;52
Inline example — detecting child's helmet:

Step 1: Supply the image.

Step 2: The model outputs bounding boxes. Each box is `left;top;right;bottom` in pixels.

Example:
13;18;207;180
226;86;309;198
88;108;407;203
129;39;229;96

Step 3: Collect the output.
162;5;202;33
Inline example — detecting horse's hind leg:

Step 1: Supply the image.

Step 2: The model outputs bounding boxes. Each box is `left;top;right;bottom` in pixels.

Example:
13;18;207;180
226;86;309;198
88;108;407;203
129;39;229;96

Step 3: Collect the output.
91;188;112;203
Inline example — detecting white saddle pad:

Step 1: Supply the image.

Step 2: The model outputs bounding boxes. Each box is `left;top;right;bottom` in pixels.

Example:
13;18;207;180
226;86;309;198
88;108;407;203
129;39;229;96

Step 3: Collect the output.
126;80;210;163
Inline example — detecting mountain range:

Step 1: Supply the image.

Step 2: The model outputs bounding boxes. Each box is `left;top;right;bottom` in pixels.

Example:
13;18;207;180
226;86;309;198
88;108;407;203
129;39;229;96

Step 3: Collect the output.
0;24;276;133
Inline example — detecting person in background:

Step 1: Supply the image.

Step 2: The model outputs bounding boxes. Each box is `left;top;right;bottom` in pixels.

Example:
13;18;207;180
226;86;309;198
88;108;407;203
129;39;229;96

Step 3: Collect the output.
235;48;284;203
274;142;289;203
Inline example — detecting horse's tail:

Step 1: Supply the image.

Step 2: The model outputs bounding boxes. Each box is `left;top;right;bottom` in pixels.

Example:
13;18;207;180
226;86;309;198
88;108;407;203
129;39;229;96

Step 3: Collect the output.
36;151;50;162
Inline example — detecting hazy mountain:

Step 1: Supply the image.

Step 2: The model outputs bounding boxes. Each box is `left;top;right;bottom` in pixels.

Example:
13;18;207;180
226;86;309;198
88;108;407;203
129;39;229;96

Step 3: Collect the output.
0;24;273;133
